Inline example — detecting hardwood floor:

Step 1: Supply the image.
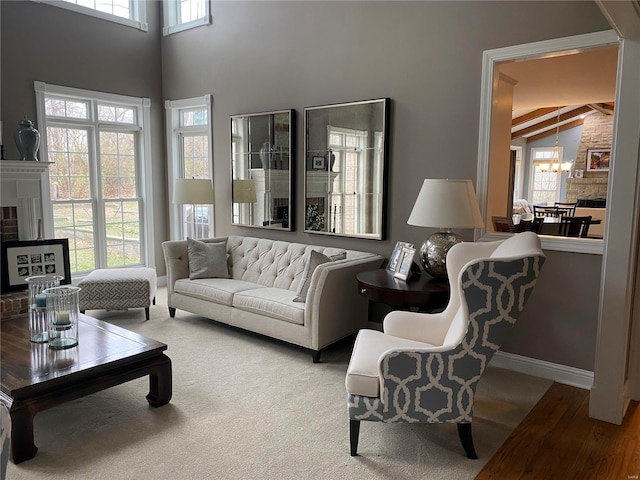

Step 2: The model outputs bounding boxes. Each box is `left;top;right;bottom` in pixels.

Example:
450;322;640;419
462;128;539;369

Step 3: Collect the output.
476;383;640;479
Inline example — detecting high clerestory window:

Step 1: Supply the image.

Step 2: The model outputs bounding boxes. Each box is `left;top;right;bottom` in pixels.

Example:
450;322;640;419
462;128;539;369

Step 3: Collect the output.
36;0;148;31
163;0;211;36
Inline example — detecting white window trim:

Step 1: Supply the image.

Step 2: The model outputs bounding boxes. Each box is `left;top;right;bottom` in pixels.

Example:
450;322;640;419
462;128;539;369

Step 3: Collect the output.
32;0;148;31
476;30;619;255
528;147;564;203
165;95;214;240
162;0;211;36
34;81;155;268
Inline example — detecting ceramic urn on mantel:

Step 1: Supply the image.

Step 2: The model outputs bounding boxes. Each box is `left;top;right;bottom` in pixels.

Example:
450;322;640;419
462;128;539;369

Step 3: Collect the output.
14;116;41;161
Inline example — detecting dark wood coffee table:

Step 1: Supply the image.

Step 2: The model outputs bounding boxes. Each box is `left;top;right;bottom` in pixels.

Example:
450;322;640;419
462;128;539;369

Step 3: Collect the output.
1;313;172;463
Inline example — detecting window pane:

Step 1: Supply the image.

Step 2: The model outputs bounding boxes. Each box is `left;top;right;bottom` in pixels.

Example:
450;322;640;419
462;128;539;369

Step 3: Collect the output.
63;0;132;20
182;134;209;178
45;98;89;119
180;0;206;23
48;127;90;200
100;131;138;200
104;200;141;266
98;104;135;124
53;202;95;273
180;108;208;126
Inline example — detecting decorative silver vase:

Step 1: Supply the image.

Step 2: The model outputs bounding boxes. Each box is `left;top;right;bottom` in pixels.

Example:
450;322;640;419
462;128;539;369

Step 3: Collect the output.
14;116;41;161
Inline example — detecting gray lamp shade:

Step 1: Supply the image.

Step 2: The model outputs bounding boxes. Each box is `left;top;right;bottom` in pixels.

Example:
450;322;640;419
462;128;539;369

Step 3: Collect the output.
407;179;483;229
173;178;214;205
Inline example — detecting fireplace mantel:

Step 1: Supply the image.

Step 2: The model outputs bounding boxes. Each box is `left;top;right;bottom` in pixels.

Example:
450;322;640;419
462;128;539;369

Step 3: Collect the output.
0;160;52;241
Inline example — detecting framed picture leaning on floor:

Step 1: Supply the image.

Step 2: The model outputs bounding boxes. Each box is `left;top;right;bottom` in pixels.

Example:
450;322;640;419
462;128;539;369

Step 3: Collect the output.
1;239;71;292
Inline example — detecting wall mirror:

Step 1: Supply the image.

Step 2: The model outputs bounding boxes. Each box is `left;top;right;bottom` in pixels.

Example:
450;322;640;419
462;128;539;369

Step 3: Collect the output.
304;98;389;240
230;109;295;230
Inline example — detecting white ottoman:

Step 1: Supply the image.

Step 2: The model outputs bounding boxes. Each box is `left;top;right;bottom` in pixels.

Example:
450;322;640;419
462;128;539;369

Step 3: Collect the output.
78;267;157;320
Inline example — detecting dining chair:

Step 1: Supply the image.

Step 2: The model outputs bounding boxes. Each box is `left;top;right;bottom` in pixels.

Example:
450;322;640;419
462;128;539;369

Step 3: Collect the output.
554;202;577;216
520;217;544;233
533;205;561;217
345;232;545;458
492;216;517;233
558;215;592;238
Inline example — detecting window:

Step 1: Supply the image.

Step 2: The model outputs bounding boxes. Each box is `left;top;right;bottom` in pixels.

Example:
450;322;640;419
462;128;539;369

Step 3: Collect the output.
326;126;377;236
529;147;564;204
163;0;211;36
165;95;213;240
37;0;148;31
35;82;153;275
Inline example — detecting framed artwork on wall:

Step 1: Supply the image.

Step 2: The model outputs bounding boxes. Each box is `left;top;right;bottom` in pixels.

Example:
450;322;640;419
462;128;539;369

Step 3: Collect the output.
312;156;326;170
586;149;611;171
1;239;72;292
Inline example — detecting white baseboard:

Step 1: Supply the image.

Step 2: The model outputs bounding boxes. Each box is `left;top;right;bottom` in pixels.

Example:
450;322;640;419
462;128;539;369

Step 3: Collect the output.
490;351;594;390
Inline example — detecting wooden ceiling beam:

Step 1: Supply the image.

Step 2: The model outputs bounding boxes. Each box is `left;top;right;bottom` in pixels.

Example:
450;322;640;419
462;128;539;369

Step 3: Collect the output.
512;107;561;127
524;119;585;143
512;105;594;139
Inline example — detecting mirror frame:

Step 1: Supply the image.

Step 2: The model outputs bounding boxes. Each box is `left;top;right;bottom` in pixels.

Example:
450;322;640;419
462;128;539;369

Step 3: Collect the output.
303;98;390;240
230;109;296;231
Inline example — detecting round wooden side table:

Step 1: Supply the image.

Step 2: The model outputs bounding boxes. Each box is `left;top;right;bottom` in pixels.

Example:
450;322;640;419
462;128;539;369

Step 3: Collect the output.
356;269;450;312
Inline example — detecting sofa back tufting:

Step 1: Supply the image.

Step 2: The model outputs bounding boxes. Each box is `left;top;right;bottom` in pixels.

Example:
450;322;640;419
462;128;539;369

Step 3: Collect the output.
226;235;359;291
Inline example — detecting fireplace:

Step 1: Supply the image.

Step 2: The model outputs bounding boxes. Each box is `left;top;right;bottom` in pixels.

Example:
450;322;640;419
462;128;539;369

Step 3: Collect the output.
0;160;52;242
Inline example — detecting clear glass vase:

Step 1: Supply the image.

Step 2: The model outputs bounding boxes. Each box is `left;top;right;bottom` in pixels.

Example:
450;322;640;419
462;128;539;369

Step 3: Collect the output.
25;275;63;343
44;285;81;350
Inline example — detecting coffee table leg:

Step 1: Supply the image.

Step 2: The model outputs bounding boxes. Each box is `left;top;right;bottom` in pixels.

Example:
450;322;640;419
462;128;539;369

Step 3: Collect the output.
146;354;172;407
10;402;38;464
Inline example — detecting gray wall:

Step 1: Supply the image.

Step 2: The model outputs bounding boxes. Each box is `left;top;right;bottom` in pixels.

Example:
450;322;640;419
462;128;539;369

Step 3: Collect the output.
0;0;166;270
1;1;611;371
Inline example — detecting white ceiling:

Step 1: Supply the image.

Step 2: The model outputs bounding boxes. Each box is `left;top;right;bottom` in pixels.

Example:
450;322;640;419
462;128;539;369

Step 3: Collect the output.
500;45;619;140
500;45;618;114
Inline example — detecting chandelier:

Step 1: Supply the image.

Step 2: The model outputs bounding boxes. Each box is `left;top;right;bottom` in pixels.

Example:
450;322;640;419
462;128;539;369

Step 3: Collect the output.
539;108;572;173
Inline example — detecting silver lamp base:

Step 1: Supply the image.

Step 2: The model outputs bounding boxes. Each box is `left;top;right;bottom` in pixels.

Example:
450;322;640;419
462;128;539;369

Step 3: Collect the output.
418;229;463;278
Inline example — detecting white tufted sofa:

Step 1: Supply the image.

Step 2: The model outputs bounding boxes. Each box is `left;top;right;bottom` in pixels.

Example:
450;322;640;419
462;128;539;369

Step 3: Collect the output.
162;235;384;362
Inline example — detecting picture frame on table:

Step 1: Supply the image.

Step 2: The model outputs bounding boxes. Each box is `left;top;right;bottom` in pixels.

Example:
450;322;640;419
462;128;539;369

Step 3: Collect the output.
586;148;611;171
394;246;416;281
1;239;71;292
312;156;326;170
387;241;414;272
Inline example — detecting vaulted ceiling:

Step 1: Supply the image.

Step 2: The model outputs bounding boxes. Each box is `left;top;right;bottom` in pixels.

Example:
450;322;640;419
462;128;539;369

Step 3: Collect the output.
500;45;618;142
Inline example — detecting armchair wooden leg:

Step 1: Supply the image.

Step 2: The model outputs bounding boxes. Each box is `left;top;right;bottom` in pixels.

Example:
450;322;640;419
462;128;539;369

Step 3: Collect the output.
169;307;176;318
350;419;360;456
457;422;478;459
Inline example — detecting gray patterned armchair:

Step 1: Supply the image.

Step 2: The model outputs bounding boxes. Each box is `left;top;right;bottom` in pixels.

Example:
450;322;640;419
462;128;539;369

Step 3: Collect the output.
345;232;545;458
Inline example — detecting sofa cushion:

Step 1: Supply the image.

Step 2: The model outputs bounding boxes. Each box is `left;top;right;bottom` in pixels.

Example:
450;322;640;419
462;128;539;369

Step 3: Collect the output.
187;238;229;280
345;329;435;398
233;288;305;325
175;278;261;306
293;250;332;302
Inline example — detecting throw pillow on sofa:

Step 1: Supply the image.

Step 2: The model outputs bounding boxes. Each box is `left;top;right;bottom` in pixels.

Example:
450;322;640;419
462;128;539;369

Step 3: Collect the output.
187;238;230;280
293;250;332;302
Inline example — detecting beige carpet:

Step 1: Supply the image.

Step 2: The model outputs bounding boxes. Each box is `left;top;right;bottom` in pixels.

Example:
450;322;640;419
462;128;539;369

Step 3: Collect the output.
6;287;551;480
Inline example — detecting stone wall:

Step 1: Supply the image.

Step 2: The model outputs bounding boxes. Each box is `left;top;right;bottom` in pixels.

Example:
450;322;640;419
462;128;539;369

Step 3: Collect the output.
566;112;612;202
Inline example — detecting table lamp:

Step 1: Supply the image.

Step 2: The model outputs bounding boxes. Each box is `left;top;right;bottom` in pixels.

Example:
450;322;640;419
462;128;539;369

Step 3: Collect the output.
173;178;214;239
407;179;483;278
